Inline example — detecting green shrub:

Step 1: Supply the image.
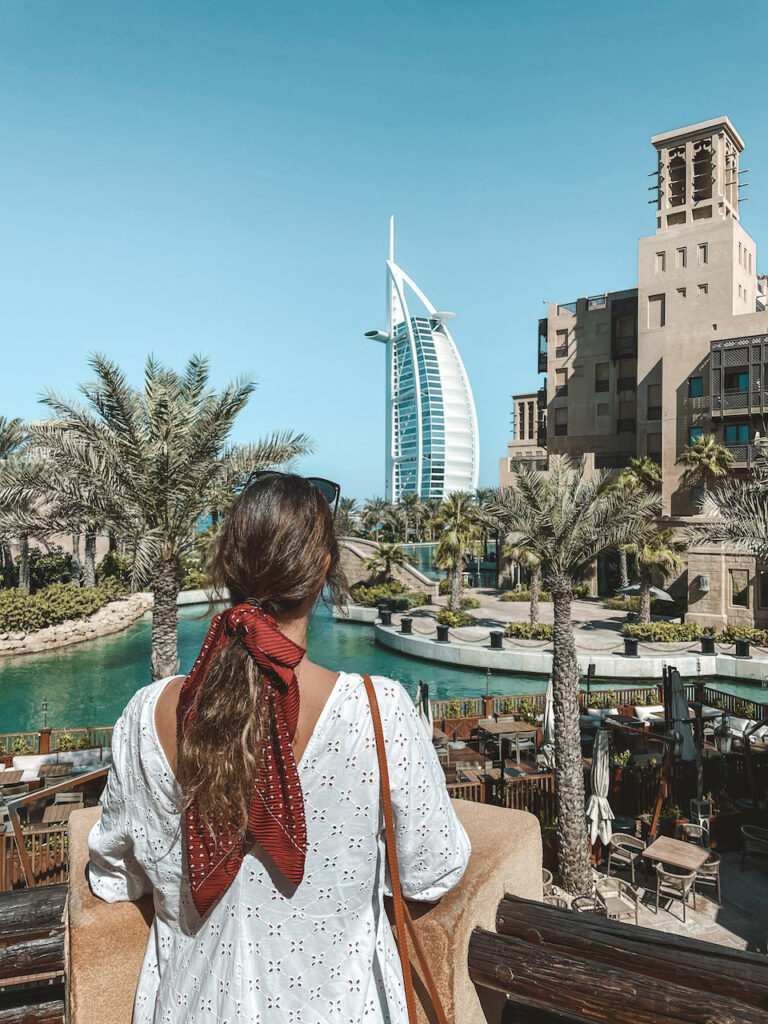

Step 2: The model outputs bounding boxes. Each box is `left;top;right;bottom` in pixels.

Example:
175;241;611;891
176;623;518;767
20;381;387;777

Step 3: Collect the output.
0;581;126;634
612;749;633;767
734;699;756;719
499;588;552;603
351;581;427;610
95;550;133;587
436;609;475;628
23;545;73;592
573;583;591;599
10;736;30;755
718;625;768;646
438;578;451;595
56;733;78;752
516;699;539;725
504;622;554;640
182;566;210;591
603;594;686;617
659;802;682;825
587;690;616;709
629;689;661;707
622;622;703;642
502;697;517;715
459;596;480;610
446;698;461;718
603;595;639;611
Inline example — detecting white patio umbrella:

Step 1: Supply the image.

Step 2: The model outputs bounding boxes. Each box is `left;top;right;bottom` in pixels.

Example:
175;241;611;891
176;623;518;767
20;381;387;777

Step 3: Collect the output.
586;728;614;846
540;677;555;769
416;680;433;738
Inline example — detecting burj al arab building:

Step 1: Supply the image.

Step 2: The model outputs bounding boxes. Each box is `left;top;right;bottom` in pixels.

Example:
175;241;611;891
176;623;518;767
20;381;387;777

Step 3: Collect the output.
365;219;480;503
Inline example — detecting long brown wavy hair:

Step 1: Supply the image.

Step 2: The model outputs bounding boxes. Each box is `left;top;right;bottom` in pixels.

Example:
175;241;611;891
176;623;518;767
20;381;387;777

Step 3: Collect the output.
176;473;348;838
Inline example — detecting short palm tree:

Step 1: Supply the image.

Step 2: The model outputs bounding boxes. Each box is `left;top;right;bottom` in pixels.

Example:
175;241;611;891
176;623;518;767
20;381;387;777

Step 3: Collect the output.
362;542;416;582
362;497;389;542
0;418;27;587
677;433;733;498
613;457;662;587
399;492;423;543
432;492;481;610
335;497;359;537
623;526;686;624
503;543;542;625
688;443;768;558
483;456;658;894
26;354;310;678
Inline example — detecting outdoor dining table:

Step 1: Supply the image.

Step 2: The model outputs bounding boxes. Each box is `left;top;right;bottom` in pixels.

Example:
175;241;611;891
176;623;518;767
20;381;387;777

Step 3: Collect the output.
0;771;24;787
641;835;710;873
477;717;538;765
42;800;84;825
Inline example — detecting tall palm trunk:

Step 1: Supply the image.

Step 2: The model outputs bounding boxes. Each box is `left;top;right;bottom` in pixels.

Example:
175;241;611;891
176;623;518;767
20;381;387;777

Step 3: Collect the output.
84;532;97;588
18;535;30;594
550;572;592;895
639;565;652;625
71;532;82;586
529;562;541;626
618;548;629;590
150;557;182;680
449;556;465;611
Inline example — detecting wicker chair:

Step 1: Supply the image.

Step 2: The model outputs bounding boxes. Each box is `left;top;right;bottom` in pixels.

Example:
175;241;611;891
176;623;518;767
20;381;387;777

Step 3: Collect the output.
541;868;553;895
674;822;708;846
694;851;721;905
741;825;768;872
542;894;569;909
606;833;645;883
595;877;639;925
655;864;696;922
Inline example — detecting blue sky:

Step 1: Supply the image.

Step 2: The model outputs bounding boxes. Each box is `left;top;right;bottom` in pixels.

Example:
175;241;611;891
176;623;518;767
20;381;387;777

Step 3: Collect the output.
1;0;766;501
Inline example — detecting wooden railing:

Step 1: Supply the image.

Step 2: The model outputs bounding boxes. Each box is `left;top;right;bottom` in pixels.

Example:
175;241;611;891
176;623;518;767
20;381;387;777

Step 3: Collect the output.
684;685;768;720
447;774;556;818
0;825;69;891
0;731;39;755
0;725;113;757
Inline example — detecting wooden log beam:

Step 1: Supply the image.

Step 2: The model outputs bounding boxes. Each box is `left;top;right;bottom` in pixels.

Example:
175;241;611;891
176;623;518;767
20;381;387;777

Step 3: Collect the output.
0;935;64;982
468;928;768;1024
0;885;66;932
495;895;768;1009
0;999;65;1024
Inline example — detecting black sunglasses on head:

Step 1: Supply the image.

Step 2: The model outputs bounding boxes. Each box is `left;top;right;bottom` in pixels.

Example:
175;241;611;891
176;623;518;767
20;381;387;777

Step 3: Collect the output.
247;470;340;516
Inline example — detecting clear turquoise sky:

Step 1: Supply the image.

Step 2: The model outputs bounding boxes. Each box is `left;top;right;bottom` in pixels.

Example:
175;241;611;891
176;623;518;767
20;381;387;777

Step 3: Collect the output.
1;1;766;500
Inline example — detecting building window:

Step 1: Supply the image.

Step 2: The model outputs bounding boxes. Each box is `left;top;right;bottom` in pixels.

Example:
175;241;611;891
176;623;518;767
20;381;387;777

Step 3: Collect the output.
555;329;568;357
595;362;609;392
677;287;686;300
725;423;749;445
691;486;704;506
647;433;661;460
555;369;567;397
647;383;661;420
676;247;687;269
724;370;749;393
730;569;749;608
648;294;665;329
554;408;567;436
749;252;753;273
597;403;609;416
688;427;703;445
759;570;768;610
698;283;708;295
697;243;708;265
688;377;703;398
739;242;742;266
739;284;742;298
656;252;666;272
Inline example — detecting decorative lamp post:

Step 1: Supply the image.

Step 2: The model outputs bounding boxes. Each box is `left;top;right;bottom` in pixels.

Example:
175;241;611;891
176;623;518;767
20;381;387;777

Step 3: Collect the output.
713;714;733;755
42;697;48;730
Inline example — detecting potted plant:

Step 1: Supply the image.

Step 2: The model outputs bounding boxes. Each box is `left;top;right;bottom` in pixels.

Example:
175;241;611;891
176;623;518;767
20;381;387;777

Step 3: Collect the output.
658;802;683;838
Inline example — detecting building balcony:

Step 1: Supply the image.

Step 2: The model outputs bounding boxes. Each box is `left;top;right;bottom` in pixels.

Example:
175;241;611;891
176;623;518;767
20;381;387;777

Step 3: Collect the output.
617;377;636;392
611;336;638;359
710;333;768;417
554;346;568;358
537;427;547;446
725;442;761;467
554;385;568;397
616;419;636;434
553;424;567;436
712;388;768;417
537;352;547;373
537;386;547;409
594;453;632;469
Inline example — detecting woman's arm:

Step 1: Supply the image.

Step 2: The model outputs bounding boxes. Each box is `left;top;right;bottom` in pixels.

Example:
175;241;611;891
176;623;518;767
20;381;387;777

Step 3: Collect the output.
377;678;471;902
87;708;152;903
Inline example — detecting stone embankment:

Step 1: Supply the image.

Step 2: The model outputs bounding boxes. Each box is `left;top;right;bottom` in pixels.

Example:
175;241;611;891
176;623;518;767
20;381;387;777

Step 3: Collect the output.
0;593;153;658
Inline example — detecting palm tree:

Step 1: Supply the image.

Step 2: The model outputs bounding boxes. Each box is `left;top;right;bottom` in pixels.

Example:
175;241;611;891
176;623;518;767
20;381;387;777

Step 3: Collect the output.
432;492;481;610
335;497;359;537
613;457;662;587
677;433;733;500
26;354;310;679
623;526;686;624
362;497;389;542
399;492;423;543
362;542;416;582
483;456;658;894
421;497;443;541
0;418;26;586
503;543;542;625
688;442;768;559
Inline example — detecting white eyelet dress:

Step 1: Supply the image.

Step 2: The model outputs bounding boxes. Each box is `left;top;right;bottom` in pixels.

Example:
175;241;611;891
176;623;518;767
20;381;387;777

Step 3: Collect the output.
87;672;471;1024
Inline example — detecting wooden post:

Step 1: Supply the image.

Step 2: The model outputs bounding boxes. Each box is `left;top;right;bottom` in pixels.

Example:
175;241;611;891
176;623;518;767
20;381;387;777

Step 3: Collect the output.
38;729;51;755
9;813;36;889
483;695;494;718
650;742;676;840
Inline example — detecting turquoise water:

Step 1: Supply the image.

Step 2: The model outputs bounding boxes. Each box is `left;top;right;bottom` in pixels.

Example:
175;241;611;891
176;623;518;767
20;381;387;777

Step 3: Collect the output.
1;600;766;733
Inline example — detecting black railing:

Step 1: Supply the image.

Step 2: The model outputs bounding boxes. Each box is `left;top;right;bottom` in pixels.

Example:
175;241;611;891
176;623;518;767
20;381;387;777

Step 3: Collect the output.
557;301;577;315
553;424;567;436
587;294;607;310
617;377;637;392
647;405;662;420
616;418;636;433
537;387;547;408
555;346;568;358
554;385;568;397
595;379;609;393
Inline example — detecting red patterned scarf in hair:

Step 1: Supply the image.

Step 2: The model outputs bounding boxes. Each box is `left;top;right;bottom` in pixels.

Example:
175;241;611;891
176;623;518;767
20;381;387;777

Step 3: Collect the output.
177;603;307;916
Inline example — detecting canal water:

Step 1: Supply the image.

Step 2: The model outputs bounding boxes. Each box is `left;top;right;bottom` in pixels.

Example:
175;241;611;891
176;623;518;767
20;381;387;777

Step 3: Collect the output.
1;600;764;734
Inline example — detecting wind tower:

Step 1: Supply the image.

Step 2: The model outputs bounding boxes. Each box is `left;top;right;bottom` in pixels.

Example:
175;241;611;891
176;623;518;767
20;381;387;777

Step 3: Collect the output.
365;218;480;502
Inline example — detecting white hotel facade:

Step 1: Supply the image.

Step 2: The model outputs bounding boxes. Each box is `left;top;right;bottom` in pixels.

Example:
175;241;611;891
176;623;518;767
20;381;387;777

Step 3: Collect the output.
365;220;479;502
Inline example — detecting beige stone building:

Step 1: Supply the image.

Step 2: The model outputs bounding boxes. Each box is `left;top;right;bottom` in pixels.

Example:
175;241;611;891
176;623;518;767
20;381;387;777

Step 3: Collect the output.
502;116;768;626
499;390;547;488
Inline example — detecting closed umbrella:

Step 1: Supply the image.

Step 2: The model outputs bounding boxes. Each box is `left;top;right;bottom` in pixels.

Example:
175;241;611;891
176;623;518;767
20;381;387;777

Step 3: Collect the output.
586;728;614;846
669;669;695;762
540;677;555;769
416;680;433;739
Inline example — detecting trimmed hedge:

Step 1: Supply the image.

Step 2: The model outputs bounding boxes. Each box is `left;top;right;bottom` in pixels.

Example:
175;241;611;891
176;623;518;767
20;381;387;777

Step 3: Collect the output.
603;594;687;618
622;621;768;645
499;583;589;602
0;580;126;634
350;581;428;610
436;609;475;627
718;625;768;646
438;578;451;595
504;622;554;640
459;596;480;610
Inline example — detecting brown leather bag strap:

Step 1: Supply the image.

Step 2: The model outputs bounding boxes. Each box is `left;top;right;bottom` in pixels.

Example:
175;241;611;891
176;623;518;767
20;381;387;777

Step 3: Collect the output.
362;674;449;1024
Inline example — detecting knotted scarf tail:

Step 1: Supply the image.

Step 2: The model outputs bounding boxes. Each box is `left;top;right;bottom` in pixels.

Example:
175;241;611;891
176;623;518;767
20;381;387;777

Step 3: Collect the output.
178;603;307;915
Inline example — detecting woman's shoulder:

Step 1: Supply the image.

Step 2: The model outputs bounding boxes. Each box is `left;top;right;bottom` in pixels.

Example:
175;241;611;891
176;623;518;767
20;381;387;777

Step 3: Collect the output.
336;672;417;723
112;678;178;747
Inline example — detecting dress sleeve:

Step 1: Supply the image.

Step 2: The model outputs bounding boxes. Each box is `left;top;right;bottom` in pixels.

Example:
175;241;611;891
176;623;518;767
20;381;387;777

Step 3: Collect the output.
87;707;152;903
377;678;471;902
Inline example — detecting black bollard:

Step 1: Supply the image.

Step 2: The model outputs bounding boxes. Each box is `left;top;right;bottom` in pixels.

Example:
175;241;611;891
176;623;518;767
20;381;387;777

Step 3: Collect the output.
701;635;715;655
401;617;412;635
379;608;392;626
490;630;504;650
624;637;639;657
436;623;449;642
735;638;751;658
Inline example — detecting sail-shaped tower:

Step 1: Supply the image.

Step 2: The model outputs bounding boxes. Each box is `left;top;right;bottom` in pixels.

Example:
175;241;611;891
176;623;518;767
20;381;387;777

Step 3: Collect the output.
364;219;480;502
